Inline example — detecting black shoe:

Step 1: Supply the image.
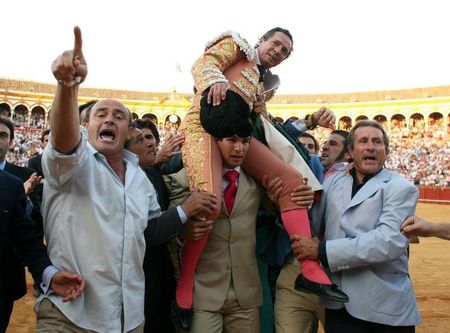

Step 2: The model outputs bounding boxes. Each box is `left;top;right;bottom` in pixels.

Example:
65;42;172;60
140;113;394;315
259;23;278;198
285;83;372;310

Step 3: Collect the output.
169;301;193;331
294;274;349;303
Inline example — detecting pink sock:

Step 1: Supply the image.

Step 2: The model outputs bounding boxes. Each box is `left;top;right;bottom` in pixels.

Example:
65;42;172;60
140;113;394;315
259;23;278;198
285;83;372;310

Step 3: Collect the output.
281;209;331;285
175;237;208;309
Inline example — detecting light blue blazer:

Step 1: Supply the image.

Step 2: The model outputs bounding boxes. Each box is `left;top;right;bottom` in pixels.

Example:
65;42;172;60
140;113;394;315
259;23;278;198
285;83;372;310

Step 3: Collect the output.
312;168;421;326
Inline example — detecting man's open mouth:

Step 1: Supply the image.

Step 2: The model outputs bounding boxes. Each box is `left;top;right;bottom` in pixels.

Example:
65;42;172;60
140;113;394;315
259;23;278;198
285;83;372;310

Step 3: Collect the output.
99;129;116;142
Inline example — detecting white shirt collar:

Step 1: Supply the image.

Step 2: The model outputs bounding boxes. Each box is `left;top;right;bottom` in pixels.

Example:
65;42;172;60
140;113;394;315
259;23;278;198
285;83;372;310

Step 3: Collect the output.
222;166;241;176
255;49;262;66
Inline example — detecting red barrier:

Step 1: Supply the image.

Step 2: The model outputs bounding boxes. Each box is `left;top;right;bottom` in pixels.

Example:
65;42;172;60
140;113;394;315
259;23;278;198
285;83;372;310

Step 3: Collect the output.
418;186;450;204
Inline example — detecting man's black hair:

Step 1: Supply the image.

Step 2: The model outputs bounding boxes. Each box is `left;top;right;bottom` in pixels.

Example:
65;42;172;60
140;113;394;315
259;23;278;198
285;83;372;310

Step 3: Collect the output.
200;90;253;139
132;118;160;144
0;116;14;142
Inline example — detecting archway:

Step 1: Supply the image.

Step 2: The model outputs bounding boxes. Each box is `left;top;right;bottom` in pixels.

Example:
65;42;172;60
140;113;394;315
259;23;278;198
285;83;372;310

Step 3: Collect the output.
142;113;158;125
429;112;443;126
13;104;29;124
164;114;181;133
355;115;368;123
373;114;388;131
273;116;284;123
338;116;352;131
0;103;11;117
428;112;444;139
448;113;450;135
409;113;424;137
31;106;46;128
390;114;406;137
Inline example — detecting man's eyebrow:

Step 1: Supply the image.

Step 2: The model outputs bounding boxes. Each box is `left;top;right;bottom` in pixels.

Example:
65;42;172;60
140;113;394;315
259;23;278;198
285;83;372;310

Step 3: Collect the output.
113;108;127;114
94;107;127;113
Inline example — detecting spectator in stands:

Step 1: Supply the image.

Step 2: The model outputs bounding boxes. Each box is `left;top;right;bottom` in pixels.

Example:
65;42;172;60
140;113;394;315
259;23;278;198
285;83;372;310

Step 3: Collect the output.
27;129;50;178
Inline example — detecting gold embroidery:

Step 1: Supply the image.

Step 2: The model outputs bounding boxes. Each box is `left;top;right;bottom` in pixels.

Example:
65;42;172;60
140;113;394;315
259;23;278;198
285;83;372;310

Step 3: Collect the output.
183;34;265;193
180;95;212;192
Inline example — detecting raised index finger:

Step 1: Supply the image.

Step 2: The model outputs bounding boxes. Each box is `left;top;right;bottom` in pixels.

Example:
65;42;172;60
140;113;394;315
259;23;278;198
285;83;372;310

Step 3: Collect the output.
73;26;83;56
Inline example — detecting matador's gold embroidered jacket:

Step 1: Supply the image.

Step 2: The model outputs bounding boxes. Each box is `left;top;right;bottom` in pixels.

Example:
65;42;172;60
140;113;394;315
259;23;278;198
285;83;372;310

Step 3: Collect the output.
191;31;275;109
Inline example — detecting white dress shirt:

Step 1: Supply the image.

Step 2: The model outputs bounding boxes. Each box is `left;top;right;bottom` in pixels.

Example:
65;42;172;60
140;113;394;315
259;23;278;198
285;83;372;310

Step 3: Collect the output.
38;128;160;332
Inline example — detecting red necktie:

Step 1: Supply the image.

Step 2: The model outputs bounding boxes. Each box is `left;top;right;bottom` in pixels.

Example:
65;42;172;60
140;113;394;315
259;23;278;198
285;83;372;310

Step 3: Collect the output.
223;170;239;214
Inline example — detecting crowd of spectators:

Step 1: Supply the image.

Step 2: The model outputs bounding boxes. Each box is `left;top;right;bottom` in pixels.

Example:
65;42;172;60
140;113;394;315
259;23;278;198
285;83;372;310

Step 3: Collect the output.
4;114;449;188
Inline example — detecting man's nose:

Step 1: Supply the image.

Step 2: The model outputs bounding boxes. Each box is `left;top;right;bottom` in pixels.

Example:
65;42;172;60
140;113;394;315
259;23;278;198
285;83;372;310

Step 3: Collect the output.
365;142;376;150
104;114;114;123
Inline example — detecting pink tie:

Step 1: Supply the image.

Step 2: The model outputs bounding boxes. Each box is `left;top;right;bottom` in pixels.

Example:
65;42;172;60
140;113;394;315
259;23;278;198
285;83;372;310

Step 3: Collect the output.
223;170;239;214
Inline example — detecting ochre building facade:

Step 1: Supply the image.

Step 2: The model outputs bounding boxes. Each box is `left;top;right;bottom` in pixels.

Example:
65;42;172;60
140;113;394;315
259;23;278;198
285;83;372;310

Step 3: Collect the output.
1;77;449;136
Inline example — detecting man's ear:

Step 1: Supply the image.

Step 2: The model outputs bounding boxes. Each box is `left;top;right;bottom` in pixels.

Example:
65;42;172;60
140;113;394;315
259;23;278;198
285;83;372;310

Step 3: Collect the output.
127;127;133;141
348;148;354;159
344;151;352;162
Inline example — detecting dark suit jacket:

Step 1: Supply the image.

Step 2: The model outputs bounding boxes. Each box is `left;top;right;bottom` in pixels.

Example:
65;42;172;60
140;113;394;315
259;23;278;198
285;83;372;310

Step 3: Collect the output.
4;162;40;207
0;170;51;331
27;154;44;207
144;167;170;210
142;167;179;333
27;154;43;178
4;162;34;183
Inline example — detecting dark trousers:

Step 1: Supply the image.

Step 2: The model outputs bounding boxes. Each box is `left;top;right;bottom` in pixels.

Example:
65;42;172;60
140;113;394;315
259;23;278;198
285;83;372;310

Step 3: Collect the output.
325;307;415;333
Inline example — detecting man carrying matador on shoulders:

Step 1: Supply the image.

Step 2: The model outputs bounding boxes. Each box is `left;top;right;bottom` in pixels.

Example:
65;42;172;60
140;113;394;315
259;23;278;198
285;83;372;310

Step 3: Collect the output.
173;27;348;329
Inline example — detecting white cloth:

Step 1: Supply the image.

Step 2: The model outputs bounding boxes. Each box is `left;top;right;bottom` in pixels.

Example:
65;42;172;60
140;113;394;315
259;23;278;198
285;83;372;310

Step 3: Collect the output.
38;127;160;332
260;116;322;192
324;162;349;180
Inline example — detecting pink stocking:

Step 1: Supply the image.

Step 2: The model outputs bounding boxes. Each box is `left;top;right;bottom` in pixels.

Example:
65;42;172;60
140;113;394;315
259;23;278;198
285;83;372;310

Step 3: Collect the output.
282;209;331;285
176;237;208;309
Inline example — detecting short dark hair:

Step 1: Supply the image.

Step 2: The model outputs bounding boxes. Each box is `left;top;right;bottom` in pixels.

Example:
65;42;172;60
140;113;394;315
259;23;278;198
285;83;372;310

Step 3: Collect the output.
132;118;160;144
347;120;389;152
0;116;14;142
330;129;349;161
299;132;318;153
41;129;50;142
79;100;98;113
79;100;98;123
331;130;349;142
260;27;294;56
